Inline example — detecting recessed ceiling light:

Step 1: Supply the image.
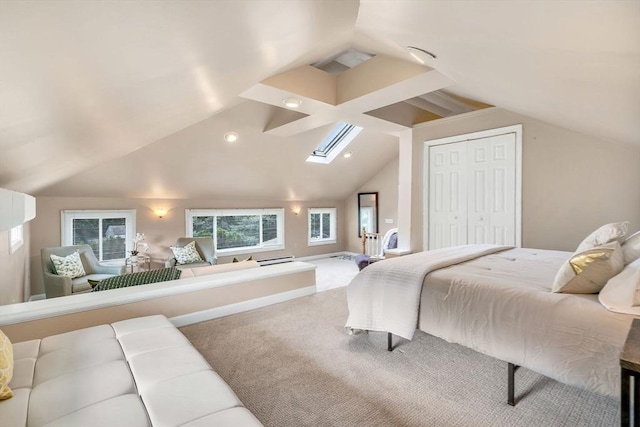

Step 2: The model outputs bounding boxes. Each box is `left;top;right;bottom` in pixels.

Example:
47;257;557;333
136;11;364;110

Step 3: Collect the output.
224;132;238;143
283;98;302;108
407;46;437;64
343;151;352;158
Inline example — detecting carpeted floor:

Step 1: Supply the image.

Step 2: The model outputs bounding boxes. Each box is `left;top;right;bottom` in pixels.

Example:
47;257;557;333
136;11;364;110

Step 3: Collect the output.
180;287;619;427
307;255;359;292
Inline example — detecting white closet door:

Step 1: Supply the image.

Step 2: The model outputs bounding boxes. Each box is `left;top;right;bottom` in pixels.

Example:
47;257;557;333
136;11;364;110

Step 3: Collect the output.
429;142;467;250
467;133;516;245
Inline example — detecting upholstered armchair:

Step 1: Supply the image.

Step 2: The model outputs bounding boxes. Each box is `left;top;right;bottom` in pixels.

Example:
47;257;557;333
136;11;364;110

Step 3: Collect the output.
165;237;217;270
41;245;126;298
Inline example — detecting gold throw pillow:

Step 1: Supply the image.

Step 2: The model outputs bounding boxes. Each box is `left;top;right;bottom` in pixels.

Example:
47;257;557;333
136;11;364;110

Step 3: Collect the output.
552;242;625;294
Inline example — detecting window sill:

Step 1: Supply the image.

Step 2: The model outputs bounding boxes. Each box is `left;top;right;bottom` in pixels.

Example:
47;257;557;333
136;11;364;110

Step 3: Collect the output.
216;245;285;257
307;240;336;247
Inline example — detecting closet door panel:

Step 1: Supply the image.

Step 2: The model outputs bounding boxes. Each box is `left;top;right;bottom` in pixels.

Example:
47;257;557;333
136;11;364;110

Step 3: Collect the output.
427;130;517;250
467;139;490;244
429;143;467;250
489;133;516;246
467;133;516;245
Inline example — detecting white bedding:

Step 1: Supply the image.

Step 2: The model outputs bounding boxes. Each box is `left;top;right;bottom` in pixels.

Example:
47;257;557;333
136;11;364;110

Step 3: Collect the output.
418;247;636;398
345;245;637;398
345;244;512;340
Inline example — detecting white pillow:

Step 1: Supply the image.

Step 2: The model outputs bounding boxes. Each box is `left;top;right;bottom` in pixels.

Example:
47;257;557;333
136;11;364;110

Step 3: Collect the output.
170;241;204;265
50;251;86;279
622;230;640;265
575;221;628;253
598;258;640;315
552;242;625;294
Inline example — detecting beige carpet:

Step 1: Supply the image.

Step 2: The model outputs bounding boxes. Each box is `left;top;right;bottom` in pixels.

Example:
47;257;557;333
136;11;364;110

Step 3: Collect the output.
307;255;359;292
180;288;619;427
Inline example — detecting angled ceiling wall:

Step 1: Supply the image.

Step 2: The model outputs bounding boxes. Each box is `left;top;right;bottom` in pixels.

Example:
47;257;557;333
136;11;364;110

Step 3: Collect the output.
1;1;638;200
39;100;399;201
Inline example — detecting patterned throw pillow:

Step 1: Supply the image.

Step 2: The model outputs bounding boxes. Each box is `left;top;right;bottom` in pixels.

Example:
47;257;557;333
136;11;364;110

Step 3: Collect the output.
575;221;629;253
170;241;204;265
50;251;86;278
0;329;14;400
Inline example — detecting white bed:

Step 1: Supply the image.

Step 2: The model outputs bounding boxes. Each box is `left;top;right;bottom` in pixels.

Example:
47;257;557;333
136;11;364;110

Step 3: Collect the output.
346;244;638;399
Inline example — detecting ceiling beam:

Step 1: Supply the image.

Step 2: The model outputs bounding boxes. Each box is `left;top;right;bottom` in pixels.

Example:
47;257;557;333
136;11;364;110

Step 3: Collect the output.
419;91;474;115
404;97;452;117
241;54;452;137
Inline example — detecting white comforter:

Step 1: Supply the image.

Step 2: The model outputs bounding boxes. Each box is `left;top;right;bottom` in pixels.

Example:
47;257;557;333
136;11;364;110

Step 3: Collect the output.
345;244;512;340
419;247;635;398
346;245;636;398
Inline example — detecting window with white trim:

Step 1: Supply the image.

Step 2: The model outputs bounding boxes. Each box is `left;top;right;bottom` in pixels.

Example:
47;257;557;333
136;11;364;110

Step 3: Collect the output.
186;208;285;256
61;210;136;261
10;224;24;253
306;123;362;164
308;208;336;245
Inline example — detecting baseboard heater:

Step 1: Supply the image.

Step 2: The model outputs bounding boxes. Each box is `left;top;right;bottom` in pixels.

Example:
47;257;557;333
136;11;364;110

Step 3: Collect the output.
257;256;295;266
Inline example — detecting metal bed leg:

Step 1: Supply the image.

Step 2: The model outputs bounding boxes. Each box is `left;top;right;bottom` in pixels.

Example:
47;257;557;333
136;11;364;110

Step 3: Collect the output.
387;332;392;352
621;368;630;426
508;363;519;406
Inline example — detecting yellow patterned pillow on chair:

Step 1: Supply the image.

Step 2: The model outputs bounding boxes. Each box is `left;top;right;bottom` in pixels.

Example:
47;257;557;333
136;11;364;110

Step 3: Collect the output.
0;329;14;400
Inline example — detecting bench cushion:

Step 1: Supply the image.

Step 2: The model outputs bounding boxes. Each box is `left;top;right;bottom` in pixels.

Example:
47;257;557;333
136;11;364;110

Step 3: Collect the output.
28;360;137;426
43;395;150;427
1;315;263;427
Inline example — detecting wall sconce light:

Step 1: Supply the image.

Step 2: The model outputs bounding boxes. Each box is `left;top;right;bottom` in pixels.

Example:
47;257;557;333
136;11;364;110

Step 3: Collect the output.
292;207;301;216
154;208;168;218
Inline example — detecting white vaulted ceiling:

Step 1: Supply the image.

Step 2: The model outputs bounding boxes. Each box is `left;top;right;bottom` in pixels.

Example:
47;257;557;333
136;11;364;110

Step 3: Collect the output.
354;0;640;146
0;0;638;199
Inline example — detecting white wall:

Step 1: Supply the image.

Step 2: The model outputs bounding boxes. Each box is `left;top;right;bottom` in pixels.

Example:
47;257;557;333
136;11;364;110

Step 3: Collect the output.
0;223;30;305
28;196;345;297
410;108;640;252
345;158;399;253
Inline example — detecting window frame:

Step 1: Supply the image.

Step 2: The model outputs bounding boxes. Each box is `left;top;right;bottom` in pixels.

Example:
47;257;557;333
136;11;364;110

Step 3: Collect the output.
61;209;136;261
9;224;24;253
308;207;337;246
186;208;285;256
306;123;362;164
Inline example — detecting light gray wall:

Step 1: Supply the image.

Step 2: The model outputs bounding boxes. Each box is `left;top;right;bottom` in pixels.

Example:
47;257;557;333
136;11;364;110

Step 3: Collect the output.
12;107;640;302
0;223;30;305
345;158;399;253
28;197;346;297
410;108;640;252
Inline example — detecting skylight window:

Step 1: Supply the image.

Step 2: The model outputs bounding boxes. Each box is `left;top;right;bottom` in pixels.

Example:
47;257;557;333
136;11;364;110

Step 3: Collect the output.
306;122;362;164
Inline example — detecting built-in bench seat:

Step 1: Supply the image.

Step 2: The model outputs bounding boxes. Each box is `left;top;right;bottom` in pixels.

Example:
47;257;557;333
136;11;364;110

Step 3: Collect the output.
1;315;263;426
0;261;316;342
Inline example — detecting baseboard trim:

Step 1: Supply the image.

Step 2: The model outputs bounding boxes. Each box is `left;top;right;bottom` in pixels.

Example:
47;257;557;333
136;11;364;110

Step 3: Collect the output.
170;285;317;327
297;252;350;262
